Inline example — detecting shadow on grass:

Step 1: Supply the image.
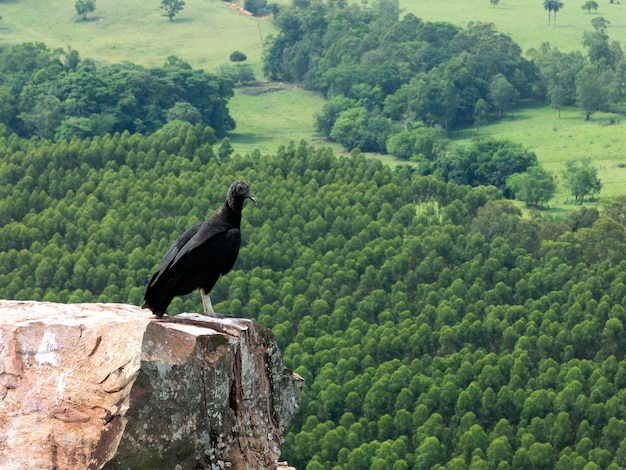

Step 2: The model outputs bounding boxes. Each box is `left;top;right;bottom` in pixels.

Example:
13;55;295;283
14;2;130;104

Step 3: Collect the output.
535;206;571;219
161;17;195;24
501;99;555;121
227;132;272;146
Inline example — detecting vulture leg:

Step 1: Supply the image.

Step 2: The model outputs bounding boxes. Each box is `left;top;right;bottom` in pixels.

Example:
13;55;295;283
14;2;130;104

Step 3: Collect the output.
199;287;215;316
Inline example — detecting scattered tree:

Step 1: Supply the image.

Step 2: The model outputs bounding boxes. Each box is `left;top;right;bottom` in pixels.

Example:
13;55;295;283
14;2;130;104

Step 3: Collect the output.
489;74;519;118
506;166;556;208
581;1;598;13
229;51;247;64
552;0;565;24
222;51;256;84
544;0;565;25
549;85;567;118
474;99;489;133
75;0;96;20
160;0;185;21
562;157;602;204
575;64;605;120
544;0;554;25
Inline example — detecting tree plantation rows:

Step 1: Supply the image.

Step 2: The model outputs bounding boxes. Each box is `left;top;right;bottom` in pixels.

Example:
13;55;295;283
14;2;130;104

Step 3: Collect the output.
265;0;626;155
1;124;626;468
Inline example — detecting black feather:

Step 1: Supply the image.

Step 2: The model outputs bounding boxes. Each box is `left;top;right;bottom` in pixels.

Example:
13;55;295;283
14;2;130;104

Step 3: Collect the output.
143;181;257;317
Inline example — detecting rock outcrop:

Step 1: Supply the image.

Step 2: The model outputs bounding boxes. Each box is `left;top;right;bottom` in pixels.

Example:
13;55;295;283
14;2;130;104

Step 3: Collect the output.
0;300;302;470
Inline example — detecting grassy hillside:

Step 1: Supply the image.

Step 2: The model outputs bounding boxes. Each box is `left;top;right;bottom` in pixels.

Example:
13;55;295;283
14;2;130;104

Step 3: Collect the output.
3;0;623;68
453;102;626;203
0;0;275;73
227;84;329;155
402;0;626;54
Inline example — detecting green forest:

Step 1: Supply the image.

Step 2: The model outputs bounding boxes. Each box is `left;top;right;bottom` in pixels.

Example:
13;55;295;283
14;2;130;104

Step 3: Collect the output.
0;33;609;210
265;0;625;159
0;43;235;139
2;0;626;468
1;122;626;468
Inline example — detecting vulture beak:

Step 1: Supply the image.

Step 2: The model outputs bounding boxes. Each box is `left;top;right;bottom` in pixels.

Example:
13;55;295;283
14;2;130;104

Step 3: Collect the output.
249;194;258;205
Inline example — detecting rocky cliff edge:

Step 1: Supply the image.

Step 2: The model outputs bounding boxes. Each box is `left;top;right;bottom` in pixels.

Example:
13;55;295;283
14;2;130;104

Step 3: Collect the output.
0;300;302;470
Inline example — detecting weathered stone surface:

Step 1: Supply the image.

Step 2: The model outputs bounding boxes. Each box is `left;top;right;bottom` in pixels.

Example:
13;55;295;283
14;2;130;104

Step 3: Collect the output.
0;300;302;470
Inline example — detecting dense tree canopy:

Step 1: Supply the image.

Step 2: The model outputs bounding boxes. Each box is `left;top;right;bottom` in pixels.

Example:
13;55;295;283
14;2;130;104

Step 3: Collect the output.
1;125;626;469
266;1;626;155
1;7;626;465
418;138;539;197
244;0;267;16
0;43;235;139
264;0;537;152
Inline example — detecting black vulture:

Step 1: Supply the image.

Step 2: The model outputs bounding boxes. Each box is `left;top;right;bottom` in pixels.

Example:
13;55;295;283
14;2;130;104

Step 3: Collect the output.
143;181;257;318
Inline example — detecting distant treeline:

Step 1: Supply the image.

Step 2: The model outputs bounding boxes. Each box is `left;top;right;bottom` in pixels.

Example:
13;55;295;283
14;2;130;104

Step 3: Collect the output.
0;43;235;140
264;0;625;155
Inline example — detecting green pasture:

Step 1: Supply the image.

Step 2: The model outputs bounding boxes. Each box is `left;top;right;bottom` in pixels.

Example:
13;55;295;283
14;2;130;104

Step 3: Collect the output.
402;0;626;54
0;0;275;73
4;0;625;72
227;84;331;155
453;102;626;206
